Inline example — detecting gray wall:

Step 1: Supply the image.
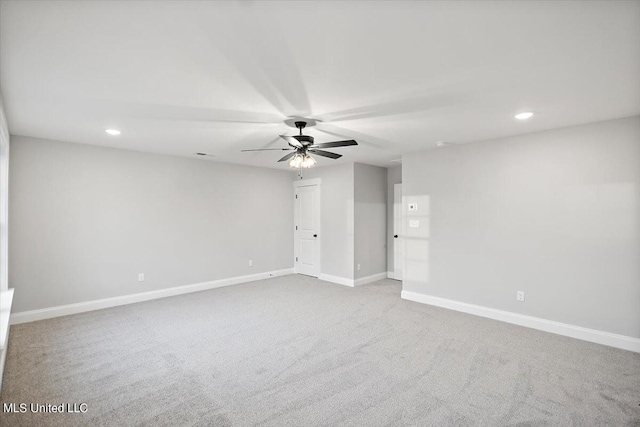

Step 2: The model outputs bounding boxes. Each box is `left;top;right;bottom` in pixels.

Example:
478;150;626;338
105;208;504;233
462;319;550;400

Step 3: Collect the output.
354;163;387;279
386;165;401;274
10;136;294;312
296;164;354;280
402;116;640;338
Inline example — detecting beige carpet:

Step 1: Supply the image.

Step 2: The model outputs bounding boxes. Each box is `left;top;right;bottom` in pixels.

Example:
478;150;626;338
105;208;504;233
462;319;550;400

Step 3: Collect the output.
1;275;639;426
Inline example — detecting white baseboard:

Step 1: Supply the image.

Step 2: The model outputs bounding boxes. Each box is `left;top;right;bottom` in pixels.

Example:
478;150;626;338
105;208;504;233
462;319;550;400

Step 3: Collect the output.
10;269;294;325
319;274;354;287
401;290;640;353
319;272;387;287
386;271;403;281
354;272;388;287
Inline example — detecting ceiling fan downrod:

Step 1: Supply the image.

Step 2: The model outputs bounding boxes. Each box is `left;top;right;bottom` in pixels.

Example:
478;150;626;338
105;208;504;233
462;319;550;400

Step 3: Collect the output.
294;121;307;136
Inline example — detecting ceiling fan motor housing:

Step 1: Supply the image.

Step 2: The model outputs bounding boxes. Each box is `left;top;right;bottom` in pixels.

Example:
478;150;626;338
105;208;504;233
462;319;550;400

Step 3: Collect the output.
241;117;356;163
292;121;314;146
294;135;314;146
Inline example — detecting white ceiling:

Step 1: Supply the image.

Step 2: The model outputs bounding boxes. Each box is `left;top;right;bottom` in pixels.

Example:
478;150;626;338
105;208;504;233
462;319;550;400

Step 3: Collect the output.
1;0;639;169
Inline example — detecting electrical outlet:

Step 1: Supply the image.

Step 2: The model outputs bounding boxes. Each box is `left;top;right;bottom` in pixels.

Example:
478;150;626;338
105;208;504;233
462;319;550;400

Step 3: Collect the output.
517;291;525;302
357;263;361;271
248;259;253;267
138;273;144;282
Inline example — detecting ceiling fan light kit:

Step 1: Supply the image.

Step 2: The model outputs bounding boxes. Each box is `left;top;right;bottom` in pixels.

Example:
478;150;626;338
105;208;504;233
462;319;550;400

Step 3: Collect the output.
241;120;358;169
289;153;316;169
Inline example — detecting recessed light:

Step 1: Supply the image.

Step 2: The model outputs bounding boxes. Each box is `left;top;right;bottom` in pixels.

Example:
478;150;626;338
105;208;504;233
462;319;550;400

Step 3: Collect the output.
515;112;534;120
105;129;121;136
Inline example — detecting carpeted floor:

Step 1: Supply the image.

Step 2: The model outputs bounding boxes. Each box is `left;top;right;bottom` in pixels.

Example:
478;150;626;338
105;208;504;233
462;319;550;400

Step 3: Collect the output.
0;275;638;426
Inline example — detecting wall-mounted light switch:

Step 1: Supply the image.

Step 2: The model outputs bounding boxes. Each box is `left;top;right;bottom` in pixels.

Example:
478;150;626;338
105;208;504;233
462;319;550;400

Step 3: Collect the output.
408;203;418;211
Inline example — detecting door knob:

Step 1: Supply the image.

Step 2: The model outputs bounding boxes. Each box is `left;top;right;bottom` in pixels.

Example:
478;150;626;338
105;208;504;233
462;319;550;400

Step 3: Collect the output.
394;235;398;238
313;234;318;237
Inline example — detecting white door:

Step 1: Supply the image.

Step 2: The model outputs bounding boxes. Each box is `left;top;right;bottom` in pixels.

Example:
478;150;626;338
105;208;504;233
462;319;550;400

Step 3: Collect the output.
294;183;320;277
393;183;403;280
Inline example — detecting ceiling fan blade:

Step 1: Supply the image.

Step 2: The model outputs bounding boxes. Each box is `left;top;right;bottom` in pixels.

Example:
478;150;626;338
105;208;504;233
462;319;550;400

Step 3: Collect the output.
315;124;386;149
308;149;342;160
241;148;293;152
280;135;303;148
310;140;358;149
278;152;298;162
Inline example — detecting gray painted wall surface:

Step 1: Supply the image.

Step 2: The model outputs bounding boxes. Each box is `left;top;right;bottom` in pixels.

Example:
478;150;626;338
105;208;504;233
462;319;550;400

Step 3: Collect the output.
386;165;401;274
402;116;640;338
10;136;293;312
354;163;387;279
296;164;354;280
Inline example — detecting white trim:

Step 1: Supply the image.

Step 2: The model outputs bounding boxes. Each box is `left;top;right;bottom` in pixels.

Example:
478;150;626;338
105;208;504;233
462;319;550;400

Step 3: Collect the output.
387;271;395;279
293;178;321;278
319;274;354;287
354;272;388;286
293;178;321;188
0;95;9;293
401;290;640;353
10;269;294;325
0;288;14;350
393;183;403;282
0;287;14;393
320;272;389;287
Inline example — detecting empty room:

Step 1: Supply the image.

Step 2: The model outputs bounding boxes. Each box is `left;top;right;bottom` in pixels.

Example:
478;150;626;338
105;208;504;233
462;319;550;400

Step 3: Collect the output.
0;1;639;425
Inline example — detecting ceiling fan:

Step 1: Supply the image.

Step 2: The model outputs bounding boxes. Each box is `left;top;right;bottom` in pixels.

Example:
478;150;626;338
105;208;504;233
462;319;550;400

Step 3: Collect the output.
241;121;357;168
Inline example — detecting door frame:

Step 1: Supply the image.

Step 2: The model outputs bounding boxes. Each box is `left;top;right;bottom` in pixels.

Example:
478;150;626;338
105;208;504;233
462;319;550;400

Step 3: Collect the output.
293;178;322;276
392;183;403;280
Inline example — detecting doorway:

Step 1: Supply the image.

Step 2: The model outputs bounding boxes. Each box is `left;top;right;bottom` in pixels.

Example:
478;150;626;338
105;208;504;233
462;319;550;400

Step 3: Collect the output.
392;183;403;280
293;179;321;277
